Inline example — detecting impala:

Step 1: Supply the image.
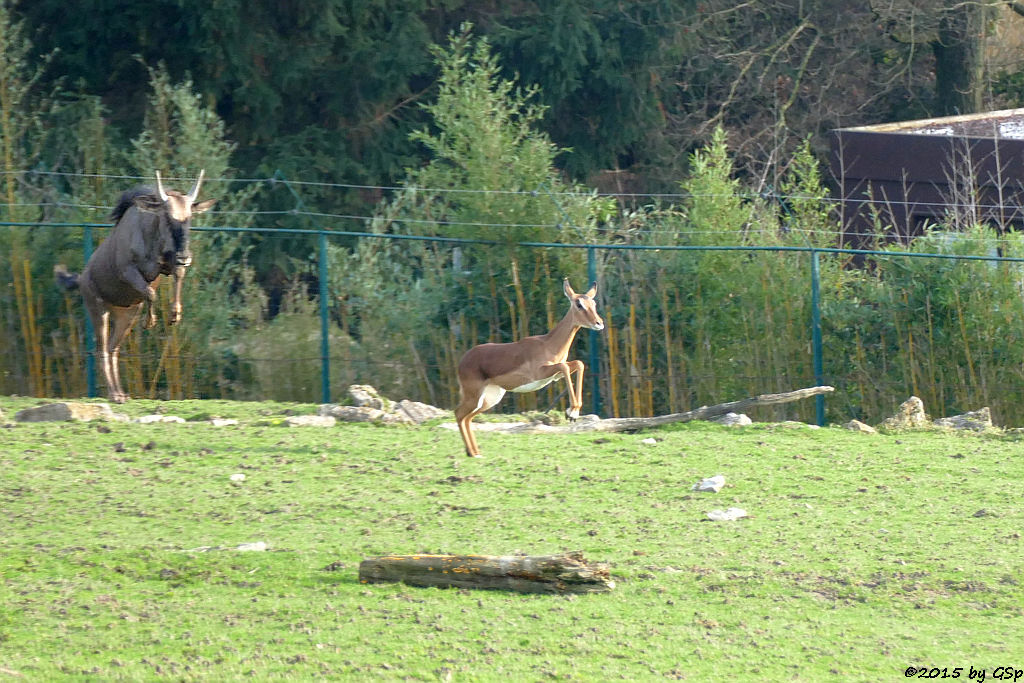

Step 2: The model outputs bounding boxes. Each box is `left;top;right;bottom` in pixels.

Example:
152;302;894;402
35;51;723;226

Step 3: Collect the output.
455;279;605;457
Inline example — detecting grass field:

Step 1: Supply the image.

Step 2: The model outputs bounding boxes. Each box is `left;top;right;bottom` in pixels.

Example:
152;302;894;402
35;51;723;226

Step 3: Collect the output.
2;395;1023;681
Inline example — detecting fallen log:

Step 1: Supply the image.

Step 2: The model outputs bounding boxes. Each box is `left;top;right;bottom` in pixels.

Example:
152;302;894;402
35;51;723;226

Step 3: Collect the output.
499;385;835;434
358;551;615;594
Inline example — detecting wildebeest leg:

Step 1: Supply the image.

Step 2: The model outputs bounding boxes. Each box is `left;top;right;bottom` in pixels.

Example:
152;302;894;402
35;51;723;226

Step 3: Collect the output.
169;265;186;325
142;275;161;330
120;264;157;303
79;275;124;404
107;304;142;403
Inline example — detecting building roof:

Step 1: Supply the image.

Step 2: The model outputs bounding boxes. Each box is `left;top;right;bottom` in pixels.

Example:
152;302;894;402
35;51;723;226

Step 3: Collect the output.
838;107;1024;139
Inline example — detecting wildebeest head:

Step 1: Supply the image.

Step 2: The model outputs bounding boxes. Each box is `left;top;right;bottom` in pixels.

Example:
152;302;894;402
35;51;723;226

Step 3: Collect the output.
133;170;217;274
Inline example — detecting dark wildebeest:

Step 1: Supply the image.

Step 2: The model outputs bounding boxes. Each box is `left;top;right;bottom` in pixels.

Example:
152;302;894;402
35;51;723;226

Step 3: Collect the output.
56;171;216;403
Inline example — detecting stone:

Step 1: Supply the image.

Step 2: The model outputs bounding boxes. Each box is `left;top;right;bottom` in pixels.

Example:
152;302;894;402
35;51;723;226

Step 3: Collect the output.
230;473;246;482
135;414;186;424
395;399;448;424
880;396;929;430
707;507;748;522
843;419;877;434
347;384;392;411
934;407;993;431
711;412;752;427
284;414;337;427
209;418;239;427
235;542;267;552
319;404;412;424
641;437;658;446
692;475;726;493
15;401;120;423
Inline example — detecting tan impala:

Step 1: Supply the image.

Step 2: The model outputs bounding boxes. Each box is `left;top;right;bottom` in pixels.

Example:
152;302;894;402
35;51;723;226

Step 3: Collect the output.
454;279;605;457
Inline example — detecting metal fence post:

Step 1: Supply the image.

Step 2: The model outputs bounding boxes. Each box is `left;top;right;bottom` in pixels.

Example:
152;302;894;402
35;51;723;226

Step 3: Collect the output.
811;249;824;426
588;246;603;417
318;231;331;404
83;225;96;398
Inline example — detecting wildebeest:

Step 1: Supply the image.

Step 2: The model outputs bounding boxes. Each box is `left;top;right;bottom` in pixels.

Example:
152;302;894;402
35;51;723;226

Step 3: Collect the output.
56;171;216;403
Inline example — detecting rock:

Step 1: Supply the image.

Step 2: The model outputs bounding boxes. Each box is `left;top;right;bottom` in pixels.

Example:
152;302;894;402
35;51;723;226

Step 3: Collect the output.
347;384;392;411
843;419;877;434
711;412;752;427
284;414;337;427
395;399;448;424
692;475;726;493
707;507;748;522
880;396;929;430
15;401;122;423
235;541;267;551
230;473;246;482
934;407;993;431
135;414;186;424
641;437;658;446
319;404;412;425
209;418;239;427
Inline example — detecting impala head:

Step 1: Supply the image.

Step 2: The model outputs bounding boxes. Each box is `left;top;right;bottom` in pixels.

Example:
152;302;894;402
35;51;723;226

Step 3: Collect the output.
564;278;604;331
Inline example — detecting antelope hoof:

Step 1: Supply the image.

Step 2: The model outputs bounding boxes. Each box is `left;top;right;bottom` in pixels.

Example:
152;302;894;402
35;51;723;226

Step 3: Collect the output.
144;313;157;329
566;407;580;422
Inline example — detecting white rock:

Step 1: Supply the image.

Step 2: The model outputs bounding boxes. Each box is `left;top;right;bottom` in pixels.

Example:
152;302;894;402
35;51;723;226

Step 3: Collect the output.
209;418;239;427
843;419;877;434
230;473;246;482
15;401;123;422
285;414;336;427
347;384;391;410
934;407;993;431
135;414;185;424
711;412;752;427
692;475;726;493
641;437;658;445
235;542;267;552
395;399;448;424
707;507;748;522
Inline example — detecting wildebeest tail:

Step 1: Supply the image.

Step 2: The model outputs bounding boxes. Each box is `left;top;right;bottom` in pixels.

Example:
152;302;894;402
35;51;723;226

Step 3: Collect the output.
54;264;80;290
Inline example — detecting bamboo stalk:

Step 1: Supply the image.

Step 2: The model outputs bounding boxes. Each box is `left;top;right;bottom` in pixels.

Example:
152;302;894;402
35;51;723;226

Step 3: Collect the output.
644;295;654;417
953;289;978;390
605;308;620;418
22;260;44;396
148;335;172;399
628;302;639;417
660;282;675;413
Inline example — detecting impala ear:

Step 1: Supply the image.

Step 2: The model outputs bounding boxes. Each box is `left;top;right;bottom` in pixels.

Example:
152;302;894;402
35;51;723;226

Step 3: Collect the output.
563;278;576;299
585;281;597;298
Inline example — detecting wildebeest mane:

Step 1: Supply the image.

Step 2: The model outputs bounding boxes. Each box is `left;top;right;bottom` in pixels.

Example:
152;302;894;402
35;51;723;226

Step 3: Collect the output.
110;187;158;223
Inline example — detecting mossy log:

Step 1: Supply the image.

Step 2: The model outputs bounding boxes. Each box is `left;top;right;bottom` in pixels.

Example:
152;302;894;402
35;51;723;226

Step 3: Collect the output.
358;551;615;594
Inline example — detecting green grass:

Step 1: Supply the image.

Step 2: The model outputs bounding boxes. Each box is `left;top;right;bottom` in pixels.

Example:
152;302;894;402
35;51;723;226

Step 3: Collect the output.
1;395;1022;681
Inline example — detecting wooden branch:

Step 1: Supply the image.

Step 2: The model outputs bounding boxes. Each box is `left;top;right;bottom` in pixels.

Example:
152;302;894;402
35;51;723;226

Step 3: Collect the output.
358;552;615;594
501;385;835;434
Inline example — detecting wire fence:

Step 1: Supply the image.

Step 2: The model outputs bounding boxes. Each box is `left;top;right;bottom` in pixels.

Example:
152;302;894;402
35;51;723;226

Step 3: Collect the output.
5;218;1024;428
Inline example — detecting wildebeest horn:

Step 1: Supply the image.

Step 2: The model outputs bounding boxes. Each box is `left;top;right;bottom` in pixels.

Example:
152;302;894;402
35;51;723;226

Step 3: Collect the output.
155;170;170;202
187;169;205;203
